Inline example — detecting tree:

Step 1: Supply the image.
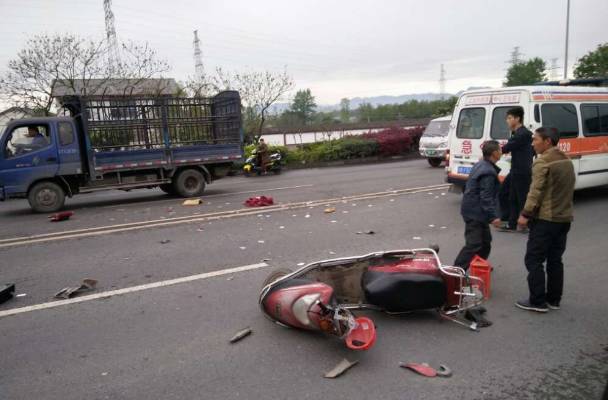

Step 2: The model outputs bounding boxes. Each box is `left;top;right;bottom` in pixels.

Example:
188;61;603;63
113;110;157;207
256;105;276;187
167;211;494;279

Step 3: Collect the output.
0;34;170;115
339;98;350;122
290;89;316;125
357;102;374;123
504;57;547;87
574;43;608;79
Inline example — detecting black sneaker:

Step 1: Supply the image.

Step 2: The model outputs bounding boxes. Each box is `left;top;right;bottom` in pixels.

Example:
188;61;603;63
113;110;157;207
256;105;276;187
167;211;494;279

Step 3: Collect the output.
547;302;560;310
515;300;549;313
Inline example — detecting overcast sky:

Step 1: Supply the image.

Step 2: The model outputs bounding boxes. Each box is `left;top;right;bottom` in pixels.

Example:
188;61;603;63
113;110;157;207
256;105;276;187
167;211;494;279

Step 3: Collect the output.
0;0;607;104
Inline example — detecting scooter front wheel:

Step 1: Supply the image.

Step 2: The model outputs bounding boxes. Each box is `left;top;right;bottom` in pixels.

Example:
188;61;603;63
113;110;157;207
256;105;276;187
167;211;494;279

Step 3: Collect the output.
261;268;293;289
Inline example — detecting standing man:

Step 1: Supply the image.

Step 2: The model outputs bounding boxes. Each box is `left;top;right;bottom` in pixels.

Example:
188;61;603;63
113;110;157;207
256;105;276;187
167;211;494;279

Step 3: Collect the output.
500;107;534;232
515;127;575;313
454;141;503;270
256;138;270;173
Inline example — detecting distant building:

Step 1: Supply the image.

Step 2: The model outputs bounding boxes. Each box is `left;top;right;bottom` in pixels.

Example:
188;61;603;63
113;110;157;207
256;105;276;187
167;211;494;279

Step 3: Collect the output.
51;78;181;99
0;107;36;131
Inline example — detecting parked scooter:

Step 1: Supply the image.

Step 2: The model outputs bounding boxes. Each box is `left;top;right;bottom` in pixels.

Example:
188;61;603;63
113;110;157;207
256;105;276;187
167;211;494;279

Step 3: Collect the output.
259;248;487;350
243;150;282;176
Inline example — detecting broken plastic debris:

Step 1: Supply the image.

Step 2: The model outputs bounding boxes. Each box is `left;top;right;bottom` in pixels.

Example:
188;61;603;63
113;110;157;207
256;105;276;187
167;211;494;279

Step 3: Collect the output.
279;226;285;229
226;276;234;281
367;204;373;207
331;220;337;223
101;372;109;376
356;230;375;235
49;211;74;222
389;199;395;202
230;327;252;343
324;207;336;214
0;283;16;304
400;362;452;378
297;262;305;266
54;279;98;299
305;214;311;218
429;224;435;228
160;239;171;244
16;293;27;298
244;196;274;207
239;247;247;250
413;236;422;240
441;193;446;196
342;211;349;214
197;227;205;232
329;251;336;255
441;226;447;229
324;358;359;379
258;240;265;244
434;196;440;199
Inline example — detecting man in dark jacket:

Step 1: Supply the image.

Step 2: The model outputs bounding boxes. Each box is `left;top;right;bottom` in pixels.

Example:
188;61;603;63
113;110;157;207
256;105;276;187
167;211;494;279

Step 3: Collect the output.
500;107;534;231
454;141;503;270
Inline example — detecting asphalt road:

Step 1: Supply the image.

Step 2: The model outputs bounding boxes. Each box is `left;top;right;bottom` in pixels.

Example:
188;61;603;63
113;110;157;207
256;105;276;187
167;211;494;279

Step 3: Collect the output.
0;159;607;400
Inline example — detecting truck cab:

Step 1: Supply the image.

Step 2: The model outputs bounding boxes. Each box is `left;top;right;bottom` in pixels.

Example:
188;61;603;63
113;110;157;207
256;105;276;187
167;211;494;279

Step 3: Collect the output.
0;117;82;210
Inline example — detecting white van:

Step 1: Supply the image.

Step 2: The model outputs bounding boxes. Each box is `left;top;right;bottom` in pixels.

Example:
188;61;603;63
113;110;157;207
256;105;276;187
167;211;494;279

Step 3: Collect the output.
419;115;451;167
446;85;608;190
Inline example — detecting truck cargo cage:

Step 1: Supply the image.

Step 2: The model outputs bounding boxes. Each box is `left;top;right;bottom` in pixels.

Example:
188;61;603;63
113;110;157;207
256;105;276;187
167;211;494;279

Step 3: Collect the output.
60;91;242;152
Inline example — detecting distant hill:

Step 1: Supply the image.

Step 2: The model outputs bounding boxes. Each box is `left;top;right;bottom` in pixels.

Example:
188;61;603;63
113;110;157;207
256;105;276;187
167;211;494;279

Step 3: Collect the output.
269;92;457;114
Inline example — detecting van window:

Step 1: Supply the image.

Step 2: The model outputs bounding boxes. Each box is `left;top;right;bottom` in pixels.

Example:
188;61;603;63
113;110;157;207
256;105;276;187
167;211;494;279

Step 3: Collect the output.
541;104;579;138
422;120;450;138
456;108;485;139
490;107;513;140
581;104;608;137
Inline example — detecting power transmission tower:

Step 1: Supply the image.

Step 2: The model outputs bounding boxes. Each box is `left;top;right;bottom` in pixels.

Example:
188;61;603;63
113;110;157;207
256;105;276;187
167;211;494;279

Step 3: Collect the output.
103;0;120;70
193;30;204;79
507;46;524;66
439;64;446;100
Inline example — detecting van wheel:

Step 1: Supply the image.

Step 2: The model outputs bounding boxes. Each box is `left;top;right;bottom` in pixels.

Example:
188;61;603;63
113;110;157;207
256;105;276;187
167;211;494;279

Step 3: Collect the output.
28;181;66;213
428;158;443;167
159;184;176;196
174;169;206;197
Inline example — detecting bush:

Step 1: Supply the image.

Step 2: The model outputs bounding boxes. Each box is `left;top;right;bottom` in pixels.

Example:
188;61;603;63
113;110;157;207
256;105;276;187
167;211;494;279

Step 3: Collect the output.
362;126;424;156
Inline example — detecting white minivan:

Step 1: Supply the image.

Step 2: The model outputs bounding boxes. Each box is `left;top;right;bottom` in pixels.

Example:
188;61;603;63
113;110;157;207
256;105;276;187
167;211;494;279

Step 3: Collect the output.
419;115;451;167
446;85;608;191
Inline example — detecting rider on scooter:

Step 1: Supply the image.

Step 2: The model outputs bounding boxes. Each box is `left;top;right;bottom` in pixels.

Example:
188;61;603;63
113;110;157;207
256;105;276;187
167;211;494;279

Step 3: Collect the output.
256;138;270;173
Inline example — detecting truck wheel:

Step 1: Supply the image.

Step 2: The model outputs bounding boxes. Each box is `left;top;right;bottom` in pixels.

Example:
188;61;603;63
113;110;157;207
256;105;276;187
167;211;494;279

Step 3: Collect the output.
428;158;443;167
174;169;206;197
159;184;176;196
28;181;66;213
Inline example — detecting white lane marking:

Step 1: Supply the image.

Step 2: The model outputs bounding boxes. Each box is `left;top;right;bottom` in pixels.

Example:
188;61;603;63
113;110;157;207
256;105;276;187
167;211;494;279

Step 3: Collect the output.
0;184;450;248
99;184;315;209
0;262;269;319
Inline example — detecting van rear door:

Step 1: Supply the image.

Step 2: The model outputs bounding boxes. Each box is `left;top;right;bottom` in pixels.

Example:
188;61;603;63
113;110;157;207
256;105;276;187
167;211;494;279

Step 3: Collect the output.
450;107;488;178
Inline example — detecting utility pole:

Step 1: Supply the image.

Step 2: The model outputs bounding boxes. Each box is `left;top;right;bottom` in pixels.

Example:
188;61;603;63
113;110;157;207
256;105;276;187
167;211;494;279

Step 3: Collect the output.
193;30;204;79
508;46;523;67
103;0;120;70
439;64;446;100
549;58;560;80
564;0;571;79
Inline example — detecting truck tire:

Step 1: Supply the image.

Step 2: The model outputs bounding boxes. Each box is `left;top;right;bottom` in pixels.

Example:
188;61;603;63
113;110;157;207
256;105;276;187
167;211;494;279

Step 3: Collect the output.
174;169;206;197
428;158;443;167
28;181;66;213
159;184;176;196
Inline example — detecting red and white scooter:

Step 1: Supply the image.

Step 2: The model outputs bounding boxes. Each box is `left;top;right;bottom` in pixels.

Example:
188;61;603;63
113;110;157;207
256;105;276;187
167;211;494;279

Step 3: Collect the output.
259;247;487;350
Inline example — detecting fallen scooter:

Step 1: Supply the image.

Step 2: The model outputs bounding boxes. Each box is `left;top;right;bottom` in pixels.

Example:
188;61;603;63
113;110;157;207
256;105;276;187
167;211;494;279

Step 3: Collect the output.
259;247;488;350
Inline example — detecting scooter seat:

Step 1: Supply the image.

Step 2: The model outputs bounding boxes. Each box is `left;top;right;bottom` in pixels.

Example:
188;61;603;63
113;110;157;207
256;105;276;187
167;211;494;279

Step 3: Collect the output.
362;270;446;312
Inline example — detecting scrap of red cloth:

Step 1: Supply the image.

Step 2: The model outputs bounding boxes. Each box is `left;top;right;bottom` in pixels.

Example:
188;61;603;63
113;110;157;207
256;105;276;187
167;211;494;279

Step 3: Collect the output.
244;196;274;207
49;211;74;222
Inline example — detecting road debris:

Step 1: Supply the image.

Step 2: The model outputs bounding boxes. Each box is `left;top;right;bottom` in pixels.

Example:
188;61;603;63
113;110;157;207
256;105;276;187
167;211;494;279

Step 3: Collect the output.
54;279;98;299
239;246;247;250
229;327;252;343
356;230;375;235
428;224;435;228
330;220;337;223
324;358;359;379
400;362;452;378
324;207;336;214
258;240;265;244
226;276;234;281
182;198;203;206
413;236;422;240
0;283;16;304
279;226;285;229
16;293;27;298
465;306;493;327
197;227;205;232
441;226;447;229
297;262;305;266
101;372;109;376
342;210;349;214
160;239;171;244
49;211;74;222
244;196;274;207
305;214;311;218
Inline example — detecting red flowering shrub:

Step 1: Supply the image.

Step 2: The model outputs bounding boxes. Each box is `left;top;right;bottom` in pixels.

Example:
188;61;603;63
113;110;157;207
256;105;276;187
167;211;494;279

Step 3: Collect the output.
362;126;424;156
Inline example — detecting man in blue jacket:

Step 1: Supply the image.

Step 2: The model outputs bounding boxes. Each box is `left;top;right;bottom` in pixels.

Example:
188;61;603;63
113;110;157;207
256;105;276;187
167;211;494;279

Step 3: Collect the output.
500;107;534;231
454;141;503;270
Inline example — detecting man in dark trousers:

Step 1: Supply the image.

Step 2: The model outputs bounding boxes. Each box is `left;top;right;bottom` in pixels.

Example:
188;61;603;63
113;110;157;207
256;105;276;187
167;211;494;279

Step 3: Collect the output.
500;107;534;232
516;127;575;313
454;141;503;270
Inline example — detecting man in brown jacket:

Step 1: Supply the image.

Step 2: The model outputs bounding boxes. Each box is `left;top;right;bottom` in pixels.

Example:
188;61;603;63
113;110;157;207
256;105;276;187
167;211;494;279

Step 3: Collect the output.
515;127;576;313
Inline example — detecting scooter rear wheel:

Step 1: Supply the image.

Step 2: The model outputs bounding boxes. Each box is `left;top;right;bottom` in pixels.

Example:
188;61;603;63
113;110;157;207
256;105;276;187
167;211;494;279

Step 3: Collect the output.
261;268;293;288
